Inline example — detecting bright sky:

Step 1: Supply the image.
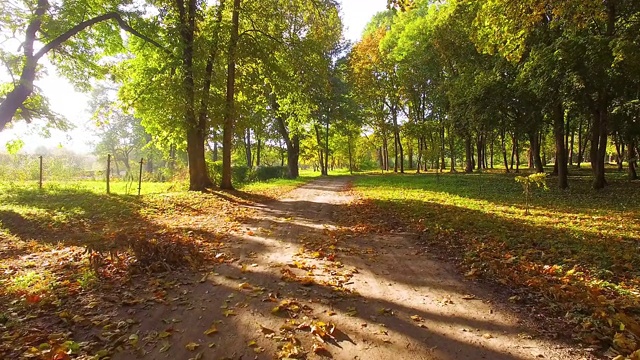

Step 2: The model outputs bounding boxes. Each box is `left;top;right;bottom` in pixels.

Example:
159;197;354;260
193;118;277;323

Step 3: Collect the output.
0;0;388;154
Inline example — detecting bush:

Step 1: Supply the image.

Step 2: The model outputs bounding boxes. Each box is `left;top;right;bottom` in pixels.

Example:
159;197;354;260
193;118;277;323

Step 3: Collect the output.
254;166;287;181
209;161;254;185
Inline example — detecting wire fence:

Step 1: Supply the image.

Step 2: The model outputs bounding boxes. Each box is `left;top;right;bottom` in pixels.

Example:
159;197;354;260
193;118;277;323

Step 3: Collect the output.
0;154;181;195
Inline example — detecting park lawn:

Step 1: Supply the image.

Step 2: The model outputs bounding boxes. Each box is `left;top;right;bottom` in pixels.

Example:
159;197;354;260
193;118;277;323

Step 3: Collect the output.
0;173;320;359
0;180;187;195
239;168;321;196
352;170;640;351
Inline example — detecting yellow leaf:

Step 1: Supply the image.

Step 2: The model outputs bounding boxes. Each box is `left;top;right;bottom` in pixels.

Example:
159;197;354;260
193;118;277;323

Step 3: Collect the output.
238;282;252;290
185;342;200;351
159;342;171;353
204;324;218;336
223;309;236;317
260;325;275;335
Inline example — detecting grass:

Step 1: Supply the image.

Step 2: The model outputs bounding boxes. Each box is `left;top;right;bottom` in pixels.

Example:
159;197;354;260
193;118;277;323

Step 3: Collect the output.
0;180;186;195
352;169;640;349
239;169;322;194
0;170;328;358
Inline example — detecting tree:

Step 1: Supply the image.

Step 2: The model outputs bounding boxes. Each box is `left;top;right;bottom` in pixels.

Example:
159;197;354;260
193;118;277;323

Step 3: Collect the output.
0;0;164;132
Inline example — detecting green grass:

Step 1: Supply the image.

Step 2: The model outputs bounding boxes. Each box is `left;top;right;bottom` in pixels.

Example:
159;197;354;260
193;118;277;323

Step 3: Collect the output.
239;168;332;193
354;170;639;271
352;169;640;344
0;180;187;195
6;270;56;296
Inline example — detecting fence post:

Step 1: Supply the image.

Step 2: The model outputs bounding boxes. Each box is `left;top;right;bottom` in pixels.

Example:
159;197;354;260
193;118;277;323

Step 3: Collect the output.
39;155;43;189
106;154;111;194
138;158;144;196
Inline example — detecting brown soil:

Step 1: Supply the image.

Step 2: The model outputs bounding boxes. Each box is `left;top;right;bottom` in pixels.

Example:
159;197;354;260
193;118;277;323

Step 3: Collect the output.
114;177;592;360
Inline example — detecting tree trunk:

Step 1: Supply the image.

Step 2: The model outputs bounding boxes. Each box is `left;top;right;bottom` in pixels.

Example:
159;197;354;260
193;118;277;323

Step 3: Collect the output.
569;129;575;166
383;135;389;171
465;136;473;173
440;125;446;171
187;127;212;189
577;119;583;168
416;137;422;174
408;144;414;170
220;0;241;190
628;139;638;180
449;130;456;172
476;134;483;170
529;132;544;173
279;138;285;167
590;100;608;189
169;144;176;172
177;0;214;191
287;135;300;178
554;103;568;189
256;137;261;167
245;128;252;168
314;124;327;175
515;138;520;173
614;134;623;171
324;121;330;176
348;137;354;175
483;135;488;170
490;133;494;169
501;129;509;173
510;134;517;171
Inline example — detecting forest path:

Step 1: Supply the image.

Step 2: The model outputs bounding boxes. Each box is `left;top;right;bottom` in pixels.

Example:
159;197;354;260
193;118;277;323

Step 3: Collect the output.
115;177;587;360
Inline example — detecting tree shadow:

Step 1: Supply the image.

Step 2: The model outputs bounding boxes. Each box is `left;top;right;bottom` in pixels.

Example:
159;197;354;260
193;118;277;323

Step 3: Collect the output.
112;259;548;360
355;171;640;215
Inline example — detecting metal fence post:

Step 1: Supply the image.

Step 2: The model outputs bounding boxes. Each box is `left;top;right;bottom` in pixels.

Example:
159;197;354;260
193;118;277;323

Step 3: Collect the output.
138;158;144;196
39;155;43;189
107;154;111;194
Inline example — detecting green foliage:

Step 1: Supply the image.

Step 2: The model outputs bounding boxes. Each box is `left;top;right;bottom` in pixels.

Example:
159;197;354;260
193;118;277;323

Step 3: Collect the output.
354;171;640;353
209;161;251;186
254;166;287;182
515;172;549;214
5;139;24;155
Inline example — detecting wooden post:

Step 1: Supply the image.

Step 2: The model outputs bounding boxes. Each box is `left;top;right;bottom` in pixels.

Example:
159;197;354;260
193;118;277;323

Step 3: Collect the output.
39;155;43;189
106;154;111;194
138;158;144;196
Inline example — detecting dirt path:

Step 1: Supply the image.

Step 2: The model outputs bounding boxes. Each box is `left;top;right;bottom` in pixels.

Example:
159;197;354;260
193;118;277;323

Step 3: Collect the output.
115;177;588;360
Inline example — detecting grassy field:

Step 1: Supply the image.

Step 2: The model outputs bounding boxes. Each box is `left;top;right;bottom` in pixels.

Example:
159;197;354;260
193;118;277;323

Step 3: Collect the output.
0;169;330;358
352;169;640;350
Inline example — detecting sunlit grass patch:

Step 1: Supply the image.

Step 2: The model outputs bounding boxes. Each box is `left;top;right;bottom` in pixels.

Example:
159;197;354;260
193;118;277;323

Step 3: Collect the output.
6;270;56;297
352;171;640;350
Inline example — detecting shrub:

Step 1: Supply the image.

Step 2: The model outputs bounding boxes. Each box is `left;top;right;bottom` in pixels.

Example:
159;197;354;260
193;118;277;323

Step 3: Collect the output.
515;172;549;214
254;166;287;181
209;161;255;185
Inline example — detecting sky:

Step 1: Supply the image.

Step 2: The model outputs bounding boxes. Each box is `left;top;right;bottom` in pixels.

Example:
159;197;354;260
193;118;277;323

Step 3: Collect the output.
0;0;388;155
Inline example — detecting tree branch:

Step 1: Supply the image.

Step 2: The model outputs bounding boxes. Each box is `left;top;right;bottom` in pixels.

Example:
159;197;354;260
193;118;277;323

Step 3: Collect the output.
34;12;171;61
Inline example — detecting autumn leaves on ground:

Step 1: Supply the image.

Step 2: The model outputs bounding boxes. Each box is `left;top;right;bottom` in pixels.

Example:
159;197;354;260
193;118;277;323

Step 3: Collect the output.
0;173;639;360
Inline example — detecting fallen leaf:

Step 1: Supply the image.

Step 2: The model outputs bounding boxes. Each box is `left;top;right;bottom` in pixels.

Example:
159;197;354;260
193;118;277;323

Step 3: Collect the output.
159;342;171;353
204;324;218;336
185;342;200;351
